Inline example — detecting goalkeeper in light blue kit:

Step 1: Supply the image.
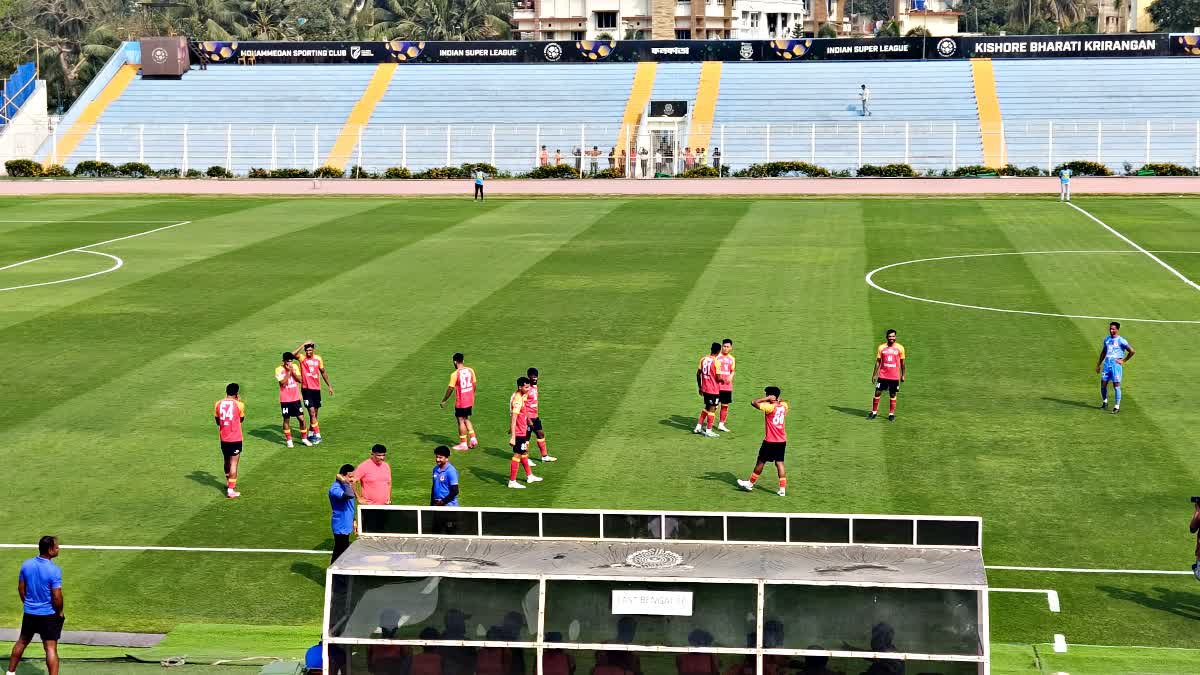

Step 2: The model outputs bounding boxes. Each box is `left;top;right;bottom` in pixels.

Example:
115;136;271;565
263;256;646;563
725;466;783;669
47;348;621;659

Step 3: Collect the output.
1095;321;1135;414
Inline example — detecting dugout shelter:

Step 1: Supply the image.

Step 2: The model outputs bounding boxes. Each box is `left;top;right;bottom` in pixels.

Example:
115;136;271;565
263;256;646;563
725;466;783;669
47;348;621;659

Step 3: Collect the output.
323;506;989;674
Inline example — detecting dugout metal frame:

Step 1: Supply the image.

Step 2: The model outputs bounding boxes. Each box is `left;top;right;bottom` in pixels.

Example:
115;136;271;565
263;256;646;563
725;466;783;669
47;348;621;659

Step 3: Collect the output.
324;506;989;674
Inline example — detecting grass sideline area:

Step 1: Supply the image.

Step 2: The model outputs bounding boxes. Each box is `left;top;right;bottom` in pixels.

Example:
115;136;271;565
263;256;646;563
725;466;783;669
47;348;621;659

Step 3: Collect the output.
1;196;1199;670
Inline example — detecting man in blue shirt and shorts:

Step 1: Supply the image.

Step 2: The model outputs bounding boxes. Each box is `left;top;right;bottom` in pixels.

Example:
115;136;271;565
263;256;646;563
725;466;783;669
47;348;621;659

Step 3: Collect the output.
1095;321;1135;414
432;445;459;507
7;536;64;675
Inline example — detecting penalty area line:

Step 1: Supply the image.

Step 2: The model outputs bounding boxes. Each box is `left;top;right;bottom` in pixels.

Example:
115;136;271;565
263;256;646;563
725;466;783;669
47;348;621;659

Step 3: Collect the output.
1068;202;1200;293
990;587;1060;612
987;564;1191;575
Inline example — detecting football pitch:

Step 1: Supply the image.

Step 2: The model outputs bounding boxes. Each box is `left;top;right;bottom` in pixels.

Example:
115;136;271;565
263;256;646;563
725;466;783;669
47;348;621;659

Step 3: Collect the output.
2;194;1200;672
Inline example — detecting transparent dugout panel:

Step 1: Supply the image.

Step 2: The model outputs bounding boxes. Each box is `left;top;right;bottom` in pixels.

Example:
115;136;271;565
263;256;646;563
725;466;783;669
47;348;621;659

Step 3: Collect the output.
328;576;539;642
763;585;982;656
544;580;757;649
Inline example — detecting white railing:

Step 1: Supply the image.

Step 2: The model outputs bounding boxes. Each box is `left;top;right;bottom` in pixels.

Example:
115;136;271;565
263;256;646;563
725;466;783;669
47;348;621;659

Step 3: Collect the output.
19;119;1200;175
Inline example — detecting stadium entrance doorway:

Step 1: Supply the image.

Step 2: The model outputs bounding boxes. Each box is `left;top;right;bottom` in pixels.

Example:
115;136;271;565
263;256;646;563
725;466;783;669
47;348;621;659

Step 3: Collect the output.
324;506;989;674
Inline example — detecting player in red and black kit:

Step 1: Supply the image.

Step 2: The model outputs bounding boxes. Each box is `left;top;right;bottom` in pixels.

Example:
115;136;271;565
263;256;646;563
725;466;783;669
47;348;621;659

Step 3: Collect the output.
213;383;245;499
693;342;721;437
293;340;333;445
507;377;542;489
525;368;556;462
869;329;906;422
737;386;789;497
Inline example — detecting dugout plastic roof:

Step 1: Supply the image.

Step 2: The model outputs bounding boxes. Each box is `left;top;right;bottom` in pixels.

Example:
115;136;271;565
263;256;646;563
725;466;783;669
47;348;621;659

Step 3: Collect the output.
330;536;986;587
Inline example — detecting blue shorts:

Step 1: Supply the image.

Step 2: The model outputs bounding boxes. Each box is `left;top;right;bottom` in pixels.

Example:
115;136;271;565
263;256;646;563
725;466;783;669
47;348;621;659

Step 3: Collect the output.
1101;362;1123;383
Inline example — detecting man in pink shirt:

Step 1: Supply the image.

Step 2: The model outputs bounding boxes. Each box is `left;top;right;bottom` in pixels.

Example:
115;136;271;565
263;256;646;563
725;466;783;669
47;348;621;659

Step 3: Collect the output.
354;444;392;505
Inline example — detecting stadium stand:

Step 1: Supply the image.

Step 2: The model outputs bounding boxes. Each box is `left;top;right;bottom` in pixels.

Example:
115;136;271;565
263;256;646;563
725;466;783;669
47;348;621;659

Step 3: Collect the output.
710;60;985;172
29;44;1200;175
358;63;637;173
993;57;1200;170
41;64;377;173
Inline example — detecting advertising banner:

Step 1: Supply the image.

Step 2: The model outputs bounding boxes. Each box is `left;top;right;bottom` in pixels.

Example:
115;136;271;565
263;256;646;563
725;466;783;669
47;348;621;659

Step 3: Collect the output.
191;34;1196;66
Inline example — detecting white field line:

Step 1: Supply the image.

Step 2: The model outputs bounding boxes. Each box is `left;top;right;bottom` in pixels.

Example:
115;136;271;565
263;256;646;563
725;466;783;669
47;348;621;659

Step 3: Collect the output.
0;251;122;292
0;220;183;224
990;587;1060;612
0;220;190;273
1068;202;1200;293
0;543;326;555
1053;634;1068;653
0;542;1189;579
864;250;1200;324
988;564;1190;575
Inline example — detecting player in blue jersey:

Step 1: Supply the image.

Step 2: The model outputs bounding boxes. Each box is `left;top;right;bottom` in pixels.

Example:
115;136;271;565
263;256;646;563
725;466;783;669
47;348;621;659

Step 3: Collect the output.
1059;167;1072;202
1095;321;1135;414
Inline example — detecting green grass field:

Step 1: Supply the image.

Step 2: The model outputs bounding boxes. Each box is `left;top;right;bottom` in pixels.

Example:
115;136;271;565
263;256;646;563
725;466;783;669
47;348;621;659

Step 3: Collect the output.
2;195;1200;674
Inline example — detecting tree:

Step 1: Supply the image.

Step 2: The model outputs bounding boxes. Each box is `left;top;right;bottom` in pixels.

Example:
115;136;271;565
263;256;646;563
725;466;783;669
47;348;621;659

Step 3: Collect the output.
1006;0;1086;31
370;0;510;40
952;0;1008;32
169;0;246;40
817;22;838;37
1148;0;1200;31
905;25;931;35
874;18;900;35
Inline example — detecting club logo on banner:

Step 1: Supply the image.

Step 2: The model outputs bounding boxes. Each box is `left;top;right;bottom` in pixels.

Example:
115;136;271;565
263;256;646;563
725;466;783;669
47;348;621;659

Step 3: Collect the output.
577;40;616;60
739;42;754;60
1176;35;1200;55
385;40;425;61
936;37;957;57
770;39;813;59
544;43;563;61
200;41;238;63
151;47;168;64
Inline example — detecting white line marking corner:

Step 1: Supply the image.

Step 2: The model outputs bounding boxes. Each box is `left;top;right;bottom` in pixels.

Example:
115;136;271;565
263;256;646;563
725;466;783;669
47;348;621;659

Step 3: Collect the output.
1068;202;1200;293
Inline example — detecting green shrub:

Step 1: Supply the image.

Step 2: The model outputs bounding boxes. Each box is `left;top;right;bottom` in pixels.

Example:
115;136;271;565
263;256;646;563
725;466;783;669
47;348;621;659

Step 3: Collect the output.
313;165;345;178
4;159;42;177
732;161;831;178
1053;160;1112;177
997;164;1044;177
247;167;270;178
951;165;998;177
43;164;70;177
413;166;466;179
383;167;411;179
153;168;180;178
831;169;852;177
460;162;498;176
269;168;312;178
523;164;579;179
73;160;118;177
680;166;719;178
117;162;152;178
348;165;377;179
206;165;233;178
590;168;626;179
856;163;917;177
1137;163;1196;176
185;168;203;178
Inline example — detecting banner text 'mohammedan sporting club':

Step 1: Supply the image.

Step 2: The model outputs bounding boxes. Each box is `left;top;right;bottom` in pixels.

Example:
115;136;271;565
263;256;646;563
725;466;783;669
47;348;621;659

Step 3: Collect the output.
193;34;1198;65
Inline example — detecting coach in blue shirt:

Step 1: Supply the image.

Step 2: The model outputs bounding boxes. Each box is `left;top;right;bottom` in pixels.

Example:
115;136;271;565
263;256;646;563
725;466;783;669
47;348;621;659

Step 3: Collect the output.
329;464;357;564
431;446;459;506
7;536;64;675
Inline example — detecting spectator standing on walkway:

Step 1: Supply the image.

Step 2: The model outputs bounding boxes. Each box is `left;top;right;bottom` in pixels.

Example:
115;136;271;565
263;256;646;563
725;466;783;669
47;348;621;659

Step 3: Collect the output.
713;147;722;172
639;147;649;177
7;536;64;675
684;147;695;171
608;147;616;170
860;84;871;116
554;149;563;166
573;147;582;173
589;146;600;175
654;147;664;175
329;464;357;563
539;145;548;166
473;168;485;201
354;444;392;505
